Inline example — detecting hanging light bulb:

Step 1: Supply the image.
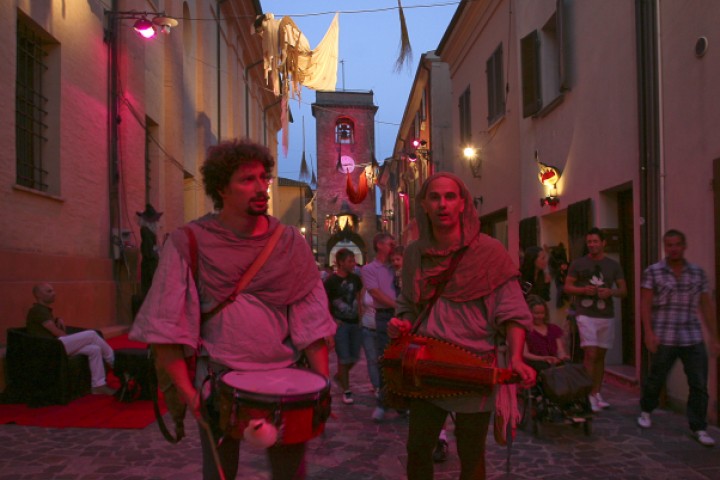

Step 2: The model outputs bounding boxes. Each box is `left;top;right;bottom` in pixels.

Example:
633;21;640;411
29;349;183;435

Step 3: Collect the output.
133;18;156;39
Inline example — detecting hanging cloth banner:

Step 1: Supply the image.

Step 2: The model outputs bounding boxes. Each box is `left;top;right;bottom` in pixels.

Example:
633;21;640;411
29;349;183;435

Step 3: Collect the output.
256;13;339;99
346;171;369;204
255;13;339;156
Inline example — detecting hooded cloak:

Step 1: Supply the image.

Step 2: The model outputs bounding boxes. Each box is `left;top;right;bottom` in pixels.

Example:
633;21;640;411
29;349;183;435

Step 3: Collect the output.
401;172;520;308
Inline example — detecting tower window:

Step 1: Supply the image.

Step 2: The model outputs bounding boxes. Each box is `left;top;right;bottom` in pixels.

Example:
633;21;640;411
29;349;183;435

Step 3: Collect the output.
335;119;354;144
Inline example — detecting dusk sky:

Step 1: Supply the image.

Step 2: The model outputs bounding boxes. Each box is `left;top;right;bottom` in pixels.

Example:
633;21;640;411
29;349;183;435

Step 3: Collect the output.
260;1;458;181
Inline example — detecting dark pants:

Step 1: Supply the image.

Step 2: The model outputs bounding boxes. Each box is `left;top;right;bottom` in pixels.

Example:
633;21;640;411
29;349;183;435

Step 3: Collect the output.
200;431;306;480
639;343;709;432
407;399;491;480
374;309;394;408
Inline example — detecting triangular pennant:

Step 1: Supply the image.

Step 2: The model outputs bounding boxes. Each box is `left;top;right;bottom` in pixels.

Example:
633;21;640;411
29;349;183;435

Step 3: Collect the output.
299;151;310;182
347;171;369;204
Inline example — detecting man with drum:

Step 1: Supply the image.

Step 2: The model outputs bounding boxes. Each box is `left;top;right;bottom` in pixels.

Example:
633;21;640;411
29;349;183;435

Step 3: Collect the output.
131;139;336;480
387;173;535;480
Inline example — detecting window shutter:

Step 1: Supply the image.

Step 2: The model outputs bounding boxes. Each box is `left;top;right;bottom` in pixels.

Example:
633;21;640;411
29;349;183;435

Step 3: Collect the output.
486;45;505;122
458;88;471;144
519;216;539;253
521;30;542;117
557;0;570;91
567;199;593;260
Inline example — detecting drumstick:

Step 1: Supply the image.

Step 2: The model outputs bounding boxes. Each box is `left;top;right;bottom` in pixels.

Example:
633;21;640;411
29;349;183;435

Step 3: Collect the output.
198;418;226;480
194;387;226;480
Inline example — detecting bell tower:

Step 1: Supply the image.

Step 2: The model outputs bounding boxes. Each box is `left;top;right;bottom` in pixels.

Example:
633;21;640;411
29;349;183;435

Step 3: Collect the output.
312;91;378;267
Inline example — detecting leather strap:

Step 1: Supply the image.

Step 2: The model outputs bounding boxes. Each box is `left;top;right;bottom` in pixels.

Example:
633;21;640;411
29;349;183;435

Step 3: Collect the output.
200;224;285;321
410;245;469;334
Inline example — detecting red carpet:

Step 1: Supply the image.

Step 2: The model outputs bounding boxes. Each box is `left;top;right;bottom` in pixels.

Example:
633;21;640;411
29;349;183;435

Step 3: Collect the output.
0;334;168;429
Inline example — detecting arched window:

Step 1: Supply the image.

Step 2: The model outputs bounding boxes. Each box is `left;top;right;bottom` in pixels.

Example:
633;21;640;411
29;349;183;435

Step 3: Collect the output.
335;118;354;144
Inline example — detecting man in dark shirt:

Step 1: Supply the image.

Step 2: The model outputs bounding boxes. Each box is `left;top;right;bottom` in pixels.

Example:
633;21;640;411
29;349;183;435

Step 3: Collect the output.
324;248;363;405
26;283;115;395
564;228;626;412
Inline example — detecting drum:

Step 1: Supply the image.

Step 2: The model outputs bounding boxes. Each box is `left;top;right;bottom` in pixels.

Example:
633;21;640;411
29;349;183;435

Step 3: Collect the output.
220;368;330;446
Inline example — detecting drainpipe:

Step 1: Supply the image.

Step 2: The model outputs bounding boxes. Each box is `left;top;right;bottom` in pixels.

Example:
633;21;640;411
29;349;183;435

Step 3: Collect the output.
106;0;121;265
245;59;264;139
216;0;229;141
635;0;660;376
636;0;660;268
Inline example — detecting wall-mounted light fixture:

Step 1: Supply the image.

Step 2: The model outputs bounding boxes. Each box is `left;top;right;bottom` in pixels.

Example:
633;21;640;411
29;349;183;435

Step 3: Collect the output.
407;139;429;164
540;196;560;207
535;150;562;208
107;10;179;40
535;150;562;186
463;146;481;178
133;18;156;38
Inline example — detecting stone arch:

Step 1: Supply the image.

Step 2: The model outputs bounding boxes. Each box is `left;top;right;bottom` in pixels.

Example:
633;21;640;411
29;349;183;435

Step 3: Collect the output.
327;231;367;265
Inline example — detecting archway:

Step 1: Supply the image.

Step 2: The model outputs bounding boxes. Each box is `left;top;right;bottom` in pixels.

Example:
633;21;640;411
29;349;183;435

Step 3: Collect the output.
327;231;367;266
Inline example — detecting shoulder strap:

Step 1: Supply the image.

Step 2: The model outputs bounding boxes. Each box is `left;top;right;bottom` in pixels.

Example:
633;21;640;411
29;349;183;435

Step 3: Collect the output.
410;245;469;334
201;224;286;321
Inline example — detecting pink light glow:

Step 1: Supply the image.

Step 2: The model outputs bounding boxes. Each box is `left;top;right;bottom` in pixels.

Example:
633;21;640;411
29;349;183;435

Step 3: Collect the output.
133;19;156;39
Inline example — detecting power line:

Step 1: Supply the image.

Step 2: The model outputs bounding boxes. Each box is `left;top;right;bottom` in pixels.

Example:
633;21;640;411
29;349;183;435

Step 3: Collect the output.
178;2;460;21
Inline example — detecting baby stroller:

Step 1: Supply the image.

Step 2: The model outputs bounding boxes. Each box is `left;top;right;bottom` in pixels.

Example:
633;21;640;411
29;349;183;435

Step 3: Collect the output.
518;362;594;436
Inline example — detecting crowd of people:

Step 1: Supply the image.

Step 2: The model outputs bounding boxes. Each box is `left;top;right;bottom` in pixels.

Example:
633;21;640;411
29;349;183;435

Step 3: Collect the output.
21;139;719;480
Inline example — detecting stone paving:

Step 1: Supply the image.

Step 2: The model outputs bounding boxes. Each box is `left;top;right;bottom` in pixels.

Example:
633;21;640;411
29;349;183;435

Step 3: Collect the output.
1;352;719;479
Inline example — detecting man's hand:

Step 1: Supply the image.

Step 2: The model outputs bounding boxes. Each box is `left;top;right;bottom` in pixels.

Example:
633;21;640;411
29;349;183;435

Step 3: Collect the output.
597;287;613;299
644;331;659;353
55;317;66;332
180;386;202;420
545;356;562;365
387;318;412;339
584;285;598;296
509;357;536;388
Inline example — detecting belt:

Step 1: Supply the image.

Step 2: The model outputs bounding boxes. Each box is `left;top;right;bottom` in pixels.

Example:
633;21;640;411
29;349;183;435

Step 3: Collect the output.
376;308;394;313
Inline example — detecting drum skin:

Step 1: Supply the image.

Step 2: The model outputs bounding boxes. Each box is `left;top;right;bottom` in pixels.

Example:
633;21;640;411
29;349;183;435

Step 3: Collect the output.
381;335;519;399
219;368;330;445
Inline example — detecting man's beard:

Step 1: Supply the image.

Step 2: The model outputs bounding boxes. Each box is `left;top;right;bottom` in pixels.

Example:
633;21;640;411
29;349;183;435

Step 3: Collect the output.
247;205;269;216
246;194;270;216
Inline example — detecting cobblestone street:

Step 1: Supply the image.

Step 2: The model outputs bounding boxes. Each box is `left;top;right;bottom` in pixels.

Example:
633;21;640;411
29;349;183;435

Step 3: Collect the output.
1;353;718;479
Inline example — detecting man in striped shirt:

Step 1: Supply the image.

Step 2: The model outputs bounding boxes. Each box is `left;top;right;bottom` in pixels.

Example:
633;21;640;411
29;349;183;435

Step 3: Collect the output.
637;229;719;447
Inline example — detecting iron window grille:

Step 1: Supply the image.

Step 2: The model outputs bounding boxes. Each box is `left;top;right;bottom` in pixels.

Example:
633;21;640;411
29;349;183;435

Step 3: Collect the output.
16;19;49;192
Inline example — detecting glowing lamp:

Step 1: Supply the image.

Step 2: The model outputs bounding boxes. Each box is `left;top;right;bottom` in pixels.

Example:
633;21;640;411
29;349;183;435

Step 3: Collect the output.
537;162;561;186
133;18;156;38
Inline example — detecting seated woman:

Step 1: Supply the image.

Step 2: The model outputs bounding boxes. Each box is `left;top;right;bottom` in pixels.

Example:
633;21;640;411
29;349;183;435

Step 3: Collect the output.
523;294;570;372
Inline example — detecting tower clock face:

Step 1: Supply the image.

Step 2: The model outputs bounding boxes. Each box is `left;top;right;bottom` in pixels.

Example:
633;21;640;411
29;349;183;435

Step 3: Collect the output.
338;155;355;173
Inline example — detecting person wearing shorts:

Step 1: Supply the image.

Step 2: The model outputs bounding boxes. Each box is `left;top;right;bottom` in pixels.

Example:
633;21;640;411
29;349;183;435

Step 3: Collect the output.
324;248;363;405
565;227;626;412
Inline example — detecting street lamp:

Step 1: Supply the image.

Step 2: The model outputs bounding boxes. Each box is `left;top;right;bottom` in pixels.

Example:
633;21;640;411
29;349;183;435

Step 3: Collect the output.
132;18;156;38
106;10;179;40
464;146;481;178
